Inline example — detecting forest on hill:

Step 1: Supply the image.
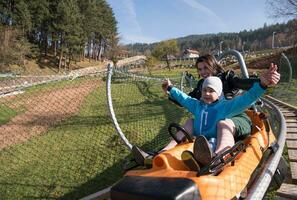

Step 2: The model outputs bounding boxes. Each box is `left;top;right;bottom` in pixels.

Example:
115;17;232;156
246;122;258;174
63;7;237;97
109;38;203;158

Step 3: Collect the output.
1;0;296;73
128;19;297;55
0;0;118;72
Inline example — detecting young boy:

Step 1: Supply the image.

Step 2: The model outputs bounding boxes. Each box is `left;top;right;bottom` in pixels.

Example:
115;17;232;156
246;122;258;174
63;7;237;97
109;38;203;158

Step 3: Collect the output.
162;75;268;166
132;65;279;168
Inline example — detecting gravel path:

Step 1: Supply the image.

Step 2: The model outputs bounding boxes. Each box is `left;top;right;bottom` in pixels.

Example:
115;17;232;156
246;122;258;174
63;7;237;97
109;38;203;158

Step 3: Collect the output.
0;79;100;150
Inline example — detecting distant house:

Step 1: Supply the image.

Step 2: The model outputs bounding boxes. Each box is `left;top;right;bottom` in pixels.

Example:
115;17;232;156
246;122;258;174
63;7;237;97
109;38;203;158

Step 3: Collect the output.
161;54;176;60
183;49;199;59
118;50;129;58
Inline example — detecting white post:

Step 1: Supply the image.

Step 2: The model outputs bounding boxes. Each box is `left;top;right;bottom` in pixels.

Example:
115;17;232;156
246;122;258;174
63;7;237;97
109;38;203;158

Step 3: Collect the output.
272;32;276;49
219;41;224;56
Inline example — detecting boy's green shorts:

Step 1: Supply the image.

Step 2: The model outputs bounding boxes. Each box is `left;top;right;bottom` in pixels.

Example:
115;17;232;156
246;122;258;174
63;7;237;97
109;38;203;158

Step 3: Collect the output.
231;112;252;140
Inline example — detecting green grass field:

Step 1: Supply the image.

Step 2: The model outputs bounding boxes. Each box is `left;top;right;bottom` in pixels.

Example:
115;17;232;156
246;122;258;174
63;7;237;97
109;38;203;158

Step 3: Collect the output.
0;104;19;125
0;66;296;199
0;86;129;199
269;80;297;107
0;69;191;199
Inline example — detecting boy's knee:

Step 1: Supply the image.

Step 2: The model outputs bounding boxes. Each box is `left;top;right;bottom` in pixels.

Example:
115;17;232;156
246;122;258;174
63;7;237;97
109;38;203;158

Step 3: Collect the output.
217;119;234;128
217;119;236;135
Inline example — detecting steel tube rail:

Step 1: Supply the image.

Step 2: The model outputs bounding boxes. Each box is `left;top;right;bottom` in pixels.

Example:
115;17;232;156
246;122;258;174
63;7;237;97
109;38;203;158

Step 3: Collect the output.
114;69;165;82
106;63;133;150
218;49;249;78
0;69;107;97
180;71;185;92
218;49;257;111
280;53;292;84
246;98;287;199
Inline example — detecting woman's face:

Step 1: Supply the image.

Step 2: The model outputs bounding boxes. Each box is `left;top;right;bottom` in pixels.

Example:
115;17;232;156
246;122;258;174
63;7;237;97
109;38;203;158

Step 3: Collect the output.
197;62;212;79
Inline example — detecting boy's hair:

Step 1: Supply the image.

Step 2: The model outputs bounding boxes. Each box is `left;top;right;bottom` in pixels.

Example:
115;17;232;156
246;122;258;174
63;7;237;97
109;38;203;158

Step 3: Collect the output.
202;76;223;97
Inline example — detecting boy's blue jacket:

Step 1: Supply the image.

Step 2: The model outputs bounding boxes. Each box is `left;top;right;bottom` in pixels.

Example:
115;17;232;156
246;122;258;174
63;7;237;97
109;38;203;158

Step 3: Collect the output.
169;82;266;139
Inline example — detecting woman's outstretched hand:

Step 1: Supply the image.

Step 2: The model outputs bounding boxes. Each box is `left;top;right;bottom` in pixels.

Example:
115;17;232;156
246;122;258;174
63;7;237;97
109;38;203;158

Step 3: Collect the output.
260;63;280;87
162;78;172;94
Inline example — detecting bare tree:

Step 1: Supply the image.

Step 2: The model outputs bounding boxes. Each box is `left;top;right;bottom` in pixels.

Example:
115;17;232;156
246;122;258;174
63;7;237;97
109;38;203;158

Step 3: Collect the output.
266;0;297;18
266;0;297;44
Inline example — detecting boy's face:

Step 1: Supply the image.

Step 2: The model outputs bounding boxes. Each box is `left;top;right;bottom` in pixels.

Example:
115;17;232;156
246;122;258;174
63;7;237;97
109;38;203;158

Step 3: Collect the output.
202;87;219;104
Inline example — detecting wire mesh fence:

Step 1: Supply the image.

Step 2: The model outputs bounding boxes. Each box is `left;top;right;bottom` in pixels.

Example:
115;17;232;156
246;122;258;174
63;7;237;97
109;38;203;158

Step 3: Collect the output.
0;47;296;199
0;71;129;199
269;47;297;107
0;61;193;199
109;68;192;152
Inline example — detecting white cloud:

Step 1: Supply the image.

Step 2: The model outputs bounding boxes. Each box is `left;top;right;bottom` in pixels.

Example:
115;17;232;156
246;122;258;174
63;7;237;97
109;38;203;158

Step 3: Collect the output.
122;0;142;33
118;0;161;44
180;0;229;31
122;34;160;44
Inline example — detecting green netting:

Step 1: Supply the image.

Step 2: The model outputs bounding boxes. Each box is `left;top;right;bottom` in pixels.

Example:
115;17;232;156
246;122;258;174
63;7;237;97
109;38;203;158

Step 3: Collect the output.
110;68;193;152
279;53;292;83
0;65;196;199
0;48;296;199
0;74;129;199
269;48;297;107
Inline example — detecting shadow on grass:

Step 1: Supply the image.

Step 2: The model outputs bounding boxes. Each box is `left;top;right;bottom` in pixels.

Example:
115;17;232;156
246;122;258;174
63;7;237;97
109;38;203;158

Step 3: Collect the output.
134;80;186;150
58;158;127;200
36;55;59;74
0;181;73;200
0;76;189;199
58;80;186;199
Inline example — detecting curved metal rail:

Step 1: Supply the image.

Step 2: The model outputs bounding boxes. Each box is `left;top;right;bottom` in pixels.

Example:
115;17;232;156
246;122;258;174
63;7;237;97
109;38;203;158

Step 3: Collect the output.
0;68;107;98
106;61;188;152
218;49;260;111
106;63;182;150
280;52;293;84
263;95;297;199
106;63;133;150
180;71;196;93
246;97;287;199
218;49;249;78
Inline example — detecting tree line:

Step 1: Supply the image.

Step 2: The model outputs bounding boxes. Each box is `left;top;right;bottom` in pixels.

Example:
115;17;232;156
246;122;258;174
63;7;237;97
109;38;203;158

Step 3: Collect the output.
128;19;297;56
0;0;117;72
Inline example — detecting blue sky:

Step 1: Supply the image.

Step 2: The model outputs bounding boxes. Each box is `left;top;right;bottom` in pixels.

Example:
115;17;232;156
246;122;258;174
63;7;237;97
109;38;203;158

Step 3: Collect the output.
106;0;287;44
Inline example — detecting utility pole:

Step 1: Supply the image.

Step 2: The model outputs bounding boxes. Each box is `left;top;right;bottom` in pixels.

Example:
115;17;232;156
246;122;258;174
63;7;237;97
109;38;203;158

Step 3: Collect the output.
242;41;246;57
242;42;245;52
272;32;276;49
219;41;224;56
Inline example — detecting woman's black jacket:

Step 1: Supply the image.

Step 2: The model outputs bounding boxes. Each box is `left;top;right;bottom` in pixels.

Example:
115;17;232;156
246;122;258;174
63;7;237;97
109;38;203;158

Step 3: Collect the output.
170;70;260;106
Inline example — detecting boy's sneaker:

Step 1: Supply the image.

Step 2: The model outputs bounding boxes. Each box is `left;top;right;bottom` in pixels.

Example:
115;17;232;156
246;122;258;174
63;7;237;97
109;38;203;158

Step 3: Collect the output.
132;146;152;166
181;150;200;172
193;135;214;166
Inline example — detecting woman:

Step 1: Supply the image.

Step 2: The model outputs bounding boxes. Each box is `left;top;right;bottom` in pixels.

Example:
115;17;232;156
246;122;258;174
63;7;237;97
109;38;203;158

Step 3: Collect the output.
185;55;258;153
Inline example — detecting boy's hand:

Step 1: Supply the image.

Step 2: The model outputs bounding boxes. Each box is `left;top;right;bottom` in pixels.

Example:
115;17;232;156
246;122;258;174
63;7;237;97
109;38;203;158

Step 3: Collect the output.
260;63;280;87
162;78;172;94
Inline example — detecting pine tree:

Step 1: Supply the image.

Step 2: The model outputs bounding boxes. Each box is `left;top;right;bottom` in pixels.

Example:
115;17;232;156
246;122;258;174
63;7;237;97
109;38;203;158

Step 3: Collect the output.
54;0;82;71
1;0;118;71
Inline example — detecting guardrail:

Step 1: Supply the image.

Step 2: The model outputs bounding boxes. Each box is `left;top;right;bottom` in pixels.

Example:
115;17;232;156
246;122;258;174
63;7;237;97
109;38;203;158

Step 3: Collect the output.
0;56;147;98
0;68;107;98
246;97;287;199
